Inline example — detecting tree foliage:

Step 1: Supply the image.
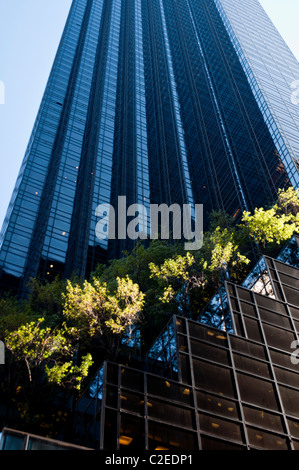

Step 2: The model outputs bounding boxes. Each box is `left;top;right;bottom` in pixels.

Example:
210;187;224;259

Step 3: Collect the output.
63;276;145;358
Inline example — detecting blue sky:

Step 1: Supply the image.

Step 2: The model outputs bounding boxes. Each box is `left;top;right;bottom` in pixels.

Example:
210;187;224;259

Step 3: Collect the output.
0;0;298;230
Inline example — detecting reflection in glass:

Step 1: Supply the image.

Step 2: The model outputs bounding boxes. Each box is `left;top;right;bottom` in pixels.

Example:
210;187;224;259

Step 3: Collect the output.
197;287;233;333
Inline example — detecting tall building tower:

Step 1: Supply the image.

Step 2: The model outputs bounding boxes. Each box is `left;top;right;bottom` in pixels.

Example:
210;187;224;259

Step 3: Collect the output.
0;0;298;295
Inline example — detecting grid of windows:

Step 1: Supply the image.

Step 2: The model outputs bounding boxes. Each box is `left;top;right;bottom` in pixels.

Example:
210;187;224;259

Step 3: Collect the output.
215;0;299;189
74;248;299;451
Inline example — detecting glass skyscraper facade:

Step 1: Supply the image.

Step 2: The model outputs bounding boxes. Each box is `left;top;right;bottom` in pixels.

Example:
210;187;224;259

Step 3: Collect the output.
0;0;298;295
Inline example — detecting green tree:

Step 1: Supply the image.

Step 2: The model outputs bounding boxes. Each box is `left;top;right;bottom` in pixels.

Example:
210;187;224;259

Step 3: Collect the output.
5;318;91;390
241;187;299;253
63;275;145;359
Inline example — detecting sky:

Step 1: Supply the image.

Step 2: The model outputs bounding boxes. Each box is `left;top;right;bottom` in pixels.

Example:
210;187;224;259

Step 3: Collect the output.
0;0;298;231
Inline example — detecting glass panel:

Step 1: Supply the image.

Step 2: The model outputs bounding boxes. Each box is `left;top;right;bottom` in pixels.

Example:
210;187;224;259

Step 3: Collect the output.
263;323;296;351
279;386;299;418
247;427;289;450
188;323;228;347
274;367;299;389
106;385;118;409
230;336;267;360
27;438;69;450
233;354;271;379
259;308;292;329
244;317;263;343
147;375;193;406
237;288;253;303
120;390;144;416
240;301;257;317
237;373;279;411
177;334;188;353
119;414;144;449
191;339;231;365
175;317;186;334
148;399;195;429
179;354;192;385
198;413;243;444
227;283;236;297
89;365;104;399
289;306;299;321
201;435;244;450
269;348;299;372
230;297;240;311
120;368;144;392
255;296;288;315
103;409;118;450
287;418;299;439
197;391;239;419
243;406;285;433
106;363;118;385
275;261;299;278
148;421;197;451
193;359;236;398
232;313;245;337
279;272;299;290
1;433;25;450
283;285;299;306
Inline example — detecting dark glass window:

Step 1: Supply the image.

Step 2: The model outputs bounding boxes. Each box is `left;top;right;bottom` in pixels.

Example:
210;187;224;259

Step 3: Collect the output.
237;373;279;411
274;367;299;389
188;323;228;347
177;334;188;353
198;413;243;444
197;391;239;420
269;348;299;372
230;336;267;360
179;354;192;385
283;285;299;306
148;422;197;451
233;354;272;379
200;435;244;450
193;359;236;398
243;406;285;433
287;418;299;439
263;323;296;351
103;409;118;450
190;339;231;366
240;301;257;317
148;399;195;429
256;296;288;315
237;288;253;303
176;317;186;334
289;306;299;321
259;308;292;329
279;386;299;418
147;375;193;406
120;390;144;416
119;413;144;449
106;363;119;385
106;385;118;409
244;317;263;343
120;368;144;392
247;427;289;450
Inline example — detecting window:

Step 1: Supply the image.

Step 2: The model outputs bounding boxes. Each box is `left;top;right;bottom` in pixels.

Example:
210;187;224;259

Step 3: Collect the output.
148;422;197;451
237;373;279;411
198;413;243;444
247;427;288;450
193;359;236;398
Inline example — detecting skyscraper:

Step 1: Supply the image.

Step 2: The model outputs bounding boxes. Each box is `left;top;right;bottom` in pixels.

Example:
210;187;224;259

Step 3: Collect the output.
0;0;298;295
